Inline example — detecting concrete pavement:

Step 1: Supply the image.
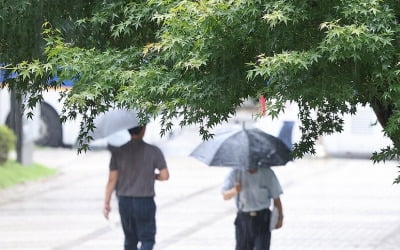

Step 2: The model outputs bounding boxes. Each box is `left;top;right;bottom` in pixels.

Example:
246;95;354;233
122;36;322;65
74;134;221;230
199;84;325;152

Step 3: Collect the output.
1;129;400;250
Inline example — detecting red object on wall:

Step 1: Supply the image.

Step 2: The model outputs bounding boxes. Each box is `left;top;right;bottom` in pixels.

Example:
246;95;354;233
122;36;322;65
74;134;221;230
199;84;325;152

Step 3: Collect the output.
259;95;267;116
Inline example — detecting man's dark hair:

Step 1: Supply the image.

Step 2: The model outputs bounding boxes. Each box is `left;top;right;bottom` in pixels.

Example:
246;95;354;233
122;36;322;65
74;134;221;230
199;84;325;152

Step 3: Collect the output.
128;125;145;135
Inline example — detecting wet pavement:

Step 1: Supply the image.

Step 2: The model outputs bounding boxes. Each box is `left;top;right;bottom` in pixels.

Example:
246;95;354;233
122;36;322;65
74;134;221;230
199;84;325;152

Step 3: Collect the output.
1;124;400;250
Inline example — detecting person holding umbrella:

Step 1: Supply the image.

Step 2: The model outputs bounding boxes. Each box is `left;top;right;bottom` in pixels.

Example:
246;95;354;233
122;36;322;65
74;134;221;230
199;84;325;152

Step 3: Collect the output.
103;125;169;250
222;166;284;250
190;126;291;250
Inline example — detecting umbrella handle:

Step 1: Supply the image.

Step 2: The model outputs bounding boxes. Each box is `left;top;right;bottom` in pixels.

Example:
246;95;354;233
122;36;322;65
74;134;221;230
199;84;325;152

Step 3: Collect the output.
236;171;243;210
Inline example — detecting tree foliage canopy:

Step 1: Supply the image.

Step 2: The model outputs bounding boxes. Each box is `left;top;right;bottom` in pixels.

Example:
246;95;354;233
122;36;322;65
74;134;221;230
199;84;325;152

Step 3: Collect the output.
1;0;400;181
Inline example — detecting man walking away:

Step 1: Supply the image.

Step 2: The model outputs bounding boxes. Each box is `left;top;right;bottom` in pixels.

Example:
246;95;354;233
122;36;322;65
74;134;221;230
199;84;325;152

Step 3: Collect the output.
222;167;283;250
103;125;169;250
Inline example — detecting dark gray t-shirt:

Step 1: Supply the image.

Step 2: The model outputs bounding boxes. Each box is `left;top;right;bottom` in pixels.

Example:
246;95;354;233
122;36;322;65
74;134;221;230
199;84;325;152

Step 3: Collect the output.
109;139;167;197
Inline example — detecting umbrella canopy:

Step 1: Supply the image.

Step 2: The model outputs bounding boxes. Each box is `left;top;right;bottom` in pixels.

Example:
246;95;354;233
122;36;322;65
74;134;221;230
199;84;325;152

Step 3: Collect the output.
90;108;139;140
190;127;292;169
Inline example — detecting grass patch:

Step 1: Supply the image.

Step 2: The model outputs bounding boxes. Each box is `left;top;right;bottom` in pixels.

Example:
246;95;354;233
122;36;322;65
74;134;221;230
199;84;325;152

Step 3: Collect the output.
0;160;57;189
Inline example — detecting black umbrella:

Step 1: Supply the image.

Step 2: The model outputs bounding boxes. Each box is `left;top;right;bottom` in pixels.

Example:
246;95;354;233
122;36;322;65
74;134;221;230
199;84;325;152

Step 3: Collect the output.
190;127;292;169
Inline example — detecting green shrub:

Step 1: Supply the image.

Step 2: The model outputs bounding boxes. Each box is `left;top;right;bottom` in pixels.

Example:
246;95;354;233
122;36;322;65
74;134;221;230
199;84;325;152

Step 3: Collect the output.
0;125;16;164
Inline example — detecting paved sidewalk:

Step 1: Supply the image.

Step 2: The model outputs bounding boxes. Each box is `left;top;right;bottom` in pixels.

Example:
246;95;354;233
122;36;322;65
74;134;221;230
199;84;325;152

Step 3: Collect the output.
1;134;400;249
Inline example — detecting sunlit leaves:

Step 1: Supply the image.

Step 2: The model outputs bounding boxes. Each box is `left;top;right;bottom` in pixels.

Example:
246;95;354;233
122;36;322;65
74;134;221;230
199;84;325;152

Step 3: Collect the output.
248;51;320;79
4;0;400;180
262;0;301;28
319;21;393;61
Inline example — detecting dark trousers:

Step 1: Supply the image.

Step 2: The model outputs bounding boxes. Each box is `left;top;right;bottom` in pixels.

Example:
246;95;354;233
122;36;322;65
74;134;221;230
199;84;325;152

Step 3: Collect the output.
118;196;156;250
234;209;271;250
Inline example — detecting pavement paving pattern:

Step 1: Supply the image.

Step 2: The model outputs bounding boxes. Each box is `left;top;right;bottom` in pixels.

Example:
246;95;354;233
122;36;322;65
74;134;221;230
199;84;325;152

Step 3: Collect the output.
1;132;400;250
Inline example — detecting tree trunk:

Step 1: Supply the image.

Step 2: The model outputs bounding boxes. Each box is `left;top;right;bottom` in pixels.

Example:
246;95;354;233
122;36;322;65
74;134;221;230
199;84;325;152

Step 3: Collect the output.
9;89;23;164
370;100;400;148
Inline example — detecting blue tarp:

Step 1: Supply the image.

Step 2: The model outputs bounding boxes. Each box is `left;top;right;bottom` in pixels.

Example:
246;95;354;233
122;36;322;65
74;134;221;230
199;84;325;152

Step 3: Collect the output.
0;68;74;88
0;69;17;83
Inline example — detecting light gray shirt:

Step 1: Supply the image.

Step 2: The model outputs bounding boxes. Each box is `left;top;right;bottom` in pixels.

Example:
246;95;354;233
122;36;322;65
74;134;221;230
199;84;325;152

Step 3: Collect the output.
222;167;283;212
109;139;167;197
